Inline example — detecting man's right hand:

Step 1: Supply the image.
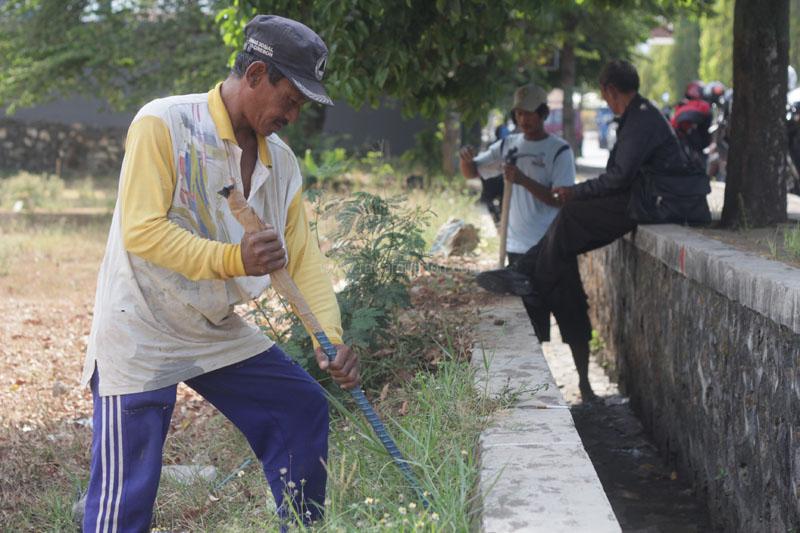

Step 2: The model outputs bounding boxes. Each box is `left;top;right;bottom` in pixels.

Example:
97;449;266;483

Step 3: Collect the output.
241;226;287;276
459;146;478;178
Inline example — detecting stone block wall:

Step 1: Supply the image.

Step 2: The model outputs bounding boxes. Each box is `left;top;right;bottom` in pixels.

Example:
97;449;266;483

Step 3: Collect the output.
579;225;799;532
0;118;125;177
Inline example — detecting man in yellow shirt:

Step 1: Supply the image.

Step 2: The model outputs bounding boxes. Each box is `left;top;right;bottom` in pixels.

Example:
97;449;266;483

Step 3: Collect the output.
80;14;357;530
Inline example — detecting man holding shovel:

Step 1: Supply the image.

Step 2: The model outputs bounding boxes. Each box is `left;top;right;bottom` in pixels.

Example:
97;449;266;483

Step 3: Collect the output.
460;84;597;401
79;14;358;531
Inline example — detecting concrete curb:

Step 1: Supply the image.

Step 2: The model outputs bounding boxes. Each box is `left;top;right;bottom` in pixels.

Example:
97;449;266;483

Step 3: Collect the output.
472;300;620;533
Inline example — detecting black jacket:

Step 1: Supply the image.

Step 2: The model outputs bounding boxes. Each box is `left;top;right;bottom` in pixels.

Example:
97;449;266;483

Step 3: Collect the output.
573;94;711;224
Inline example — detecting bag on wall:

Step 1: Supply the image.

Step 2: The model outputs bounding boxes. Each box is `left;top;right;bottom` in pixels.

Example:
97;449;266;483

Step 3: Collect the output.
628;169;712;225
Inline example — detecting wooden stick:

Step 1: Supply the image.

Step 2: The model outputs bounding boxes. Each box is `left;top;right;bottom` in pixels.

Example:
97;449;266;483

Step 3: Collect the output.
497;180;512;268
223;186;324;333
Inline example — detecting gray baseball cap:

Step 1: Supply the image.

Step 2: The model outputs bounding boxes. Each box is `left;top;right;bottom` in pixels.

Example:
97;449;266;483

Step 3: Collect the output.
243;15;333;106
512;84;547;113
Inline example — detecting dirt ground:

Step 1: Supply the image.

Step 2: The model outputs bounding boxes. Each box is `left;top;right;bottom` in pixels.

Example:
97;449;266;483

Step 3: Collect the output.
0;218;220;527
0;218;102;524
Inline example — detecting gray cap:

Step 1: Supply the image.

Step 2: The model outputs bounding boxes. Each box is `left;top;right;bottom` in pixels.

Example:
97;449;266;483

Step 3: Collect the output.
243;15;333;106
512;84;547;113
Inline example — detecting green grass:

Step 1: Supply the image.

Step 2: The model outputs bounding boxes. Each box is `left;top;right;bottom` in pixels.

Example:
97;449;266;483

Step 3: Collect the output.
318;357;495;531
141;349;501;531
783;222;800;259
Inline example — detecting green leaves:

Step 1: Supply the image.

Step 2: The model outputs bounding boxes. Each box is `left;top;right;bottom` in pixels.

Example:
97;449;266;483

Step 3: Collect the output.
261;191;431;388
221;0;523;124
0;0;231;113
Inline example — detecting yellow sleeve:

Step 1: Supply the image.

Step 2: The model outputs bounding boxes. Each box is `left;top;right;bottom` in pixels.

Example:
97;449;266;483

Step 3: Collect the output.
284;189;344;345
119;116;246;280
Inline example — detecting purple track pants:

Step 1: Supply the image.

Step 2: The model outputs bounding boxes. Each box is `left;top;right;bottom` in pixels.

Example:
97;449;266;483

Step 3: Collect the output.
83;346;329;532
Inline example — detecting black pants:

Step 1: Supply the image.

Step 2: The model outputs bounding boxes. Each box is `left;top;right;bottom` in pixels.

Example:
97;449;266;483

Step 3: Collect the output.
519;191;638;286
507;251;591;346
512;191;638;343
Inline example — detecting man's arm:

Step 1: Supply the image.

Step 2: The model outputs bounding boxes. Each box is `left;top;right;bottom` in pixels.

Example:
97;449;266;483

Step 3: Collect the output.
571;110;655;200
503;164;559;206
120;116;246;279
284;187;360;389
283;189;343;345
120;116;285;280
460;138;505;180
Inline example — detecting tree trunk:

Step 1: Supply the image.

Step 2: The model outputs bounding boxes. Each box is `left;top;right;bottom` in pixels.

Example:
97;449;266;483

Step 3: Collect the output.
560;15;578;155
669;17;701;101
721;0;789;227
441;109;461;177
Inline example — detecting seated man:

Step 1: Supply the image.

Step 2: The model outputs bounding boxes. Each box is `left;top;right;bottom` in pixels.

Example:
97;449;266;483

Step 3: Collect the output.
478;60;711;352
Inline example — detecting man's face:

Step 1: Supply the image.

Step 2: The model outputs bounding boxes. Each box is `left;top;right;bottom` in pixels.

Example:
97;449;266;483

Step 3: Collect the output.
514;108;545;137
244;63;308;137
601;84;625;116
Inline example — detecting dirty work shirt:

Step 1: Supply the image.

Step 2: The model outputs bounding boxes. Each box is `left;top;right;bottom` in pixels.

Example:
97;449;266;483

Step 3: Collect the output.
473;133;575;253
81;83;342;396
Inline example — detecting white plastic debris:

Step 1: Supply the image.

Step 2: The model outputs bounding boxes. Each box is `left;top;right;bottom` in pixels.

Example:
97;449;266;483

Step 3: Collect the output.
161;465;218;484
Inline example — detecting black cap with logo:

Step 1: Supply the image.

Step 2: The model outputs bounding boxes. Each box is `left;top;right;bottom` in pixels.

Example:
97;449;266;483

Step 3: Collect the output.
243;15;333;106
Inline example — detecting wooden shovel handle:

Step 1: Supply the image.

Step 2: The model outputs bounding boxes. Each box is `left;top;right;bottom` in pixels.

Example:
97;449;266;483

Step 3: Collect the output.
221;186;325;335
497;181;512;268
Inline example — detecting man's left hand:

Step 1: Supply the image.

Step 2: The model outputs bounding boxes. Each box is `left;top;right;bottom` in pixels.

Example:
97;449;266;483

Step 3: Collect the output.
315;343;360;390
503;163;525;184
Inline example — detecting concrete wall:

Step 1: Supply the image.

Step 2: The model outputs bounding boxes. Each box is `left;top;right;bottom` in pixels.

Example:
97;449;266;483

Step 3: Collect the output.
579;225;800;532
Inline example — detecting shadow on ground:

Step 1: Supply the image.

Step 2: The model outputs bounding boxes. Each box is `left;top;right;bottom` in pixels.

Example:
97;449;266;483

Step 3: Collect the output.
571;397;715;533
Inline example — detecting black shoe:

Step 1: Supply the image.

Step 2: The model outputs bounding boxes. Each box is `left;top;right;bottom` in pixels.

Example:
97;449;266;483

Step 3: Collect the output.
476;269;534;296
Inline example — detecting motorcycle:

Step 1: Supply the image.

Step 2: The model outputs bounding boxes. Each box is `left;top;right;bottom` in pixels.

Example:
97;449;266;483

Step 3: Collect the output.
704;83;800;196
670;81;714;171
705;87;733;182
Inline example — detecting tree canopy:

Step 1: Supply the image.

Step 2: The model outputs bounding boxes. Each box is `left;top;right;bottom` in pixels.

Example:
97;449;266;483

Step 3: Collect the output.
1;0;714;123
699;0;733;86
0;0;229;113
216;0;549;126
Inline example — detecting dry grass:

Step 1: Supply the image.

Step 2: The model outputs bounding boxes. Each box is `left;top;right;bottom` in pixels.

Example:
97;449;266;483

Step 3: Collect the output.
0;217;107;527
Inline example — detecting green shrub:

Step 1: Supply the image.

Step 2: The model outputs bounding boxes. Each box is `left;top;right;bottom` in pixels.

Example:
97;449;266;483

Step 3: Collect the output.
401;125;443;175
359;150;396;181
254;192;431;390
0;172;64;210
